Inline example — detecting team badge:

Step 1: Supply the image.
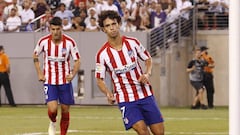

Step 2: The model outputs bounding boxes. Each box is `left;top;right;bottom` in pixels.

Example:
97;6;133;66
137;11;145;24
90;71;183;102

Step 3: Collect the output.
128;50;134;58
124;117;129;124
62;48;67;55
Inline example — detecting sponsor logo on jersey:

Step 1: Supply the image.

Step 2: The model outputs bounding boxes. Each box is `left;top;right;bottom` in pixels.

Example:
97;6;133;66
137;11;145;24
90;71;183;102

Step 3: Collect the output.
48;56;65;62
114;62;136;74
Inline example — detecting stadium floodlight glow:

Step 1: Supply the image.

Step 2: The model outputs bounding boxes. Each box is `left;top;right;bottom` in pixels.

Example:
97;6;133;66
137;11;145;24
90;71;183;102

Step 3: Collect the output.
229;0;240;135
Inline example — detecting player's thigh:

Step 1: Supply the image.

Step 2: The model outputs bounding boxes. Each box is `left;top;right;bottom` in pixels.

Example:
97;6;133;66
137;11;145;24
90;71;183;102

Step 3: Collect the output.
44;84;58;103
132;120;150;135
58;83;74;105
141;96;164;125
118;102;144;130
47;100;58;112
149;122;164;135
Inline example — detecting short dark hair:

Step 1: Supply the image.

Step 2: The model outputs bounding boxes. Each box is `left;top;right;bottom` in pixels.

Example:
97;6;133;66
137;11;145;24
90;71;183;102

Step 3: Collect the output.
0;45;4;51
98;10;121;28
50;16;62;26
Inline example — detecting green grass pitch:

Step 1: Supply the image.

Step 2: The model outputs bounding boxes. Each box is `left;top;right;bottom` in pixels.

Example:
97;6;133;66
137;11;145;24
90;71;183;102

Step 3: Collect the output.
0;105;228;135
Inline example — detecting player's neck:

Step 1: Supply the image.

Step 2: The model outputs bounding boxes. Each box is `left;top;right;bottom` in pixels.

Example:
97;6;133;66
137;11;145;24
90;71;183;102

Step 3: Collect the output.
108;36;122;51
52;38;62;45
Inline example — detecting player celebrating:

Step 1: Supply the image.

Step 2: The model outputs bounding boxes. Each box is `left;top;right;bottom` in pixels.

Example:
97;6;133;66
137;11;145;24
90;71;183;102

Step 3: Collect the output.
95;10;164;135
33;16;80;135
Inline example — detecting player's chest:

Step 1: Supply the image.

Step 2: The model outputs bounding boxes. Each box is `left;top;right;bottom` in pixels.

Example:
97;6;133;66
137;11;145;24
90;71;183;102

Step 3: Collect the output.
105;48;138;73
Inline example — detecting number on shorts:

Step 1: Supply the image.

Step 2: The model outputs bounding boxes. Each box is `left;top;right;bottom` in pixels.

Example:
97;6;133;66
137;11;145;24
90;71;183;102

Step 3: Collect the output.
44;86;48;99
120;106;125;118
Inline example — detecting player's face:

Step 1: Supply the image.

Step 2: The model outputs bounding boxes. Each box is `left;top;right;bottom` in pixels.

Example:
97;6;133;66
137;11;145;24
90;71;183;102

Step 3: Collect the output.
102;18;120;38
50;25;62;41
195;50;201;58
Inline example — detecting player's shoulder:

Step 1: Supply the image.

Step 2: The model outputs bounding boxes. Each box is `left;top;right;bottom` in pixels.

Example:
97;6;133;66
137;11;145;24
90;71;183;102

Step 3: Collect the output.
96;42;109;58
122;36;140;45
37;34;51;44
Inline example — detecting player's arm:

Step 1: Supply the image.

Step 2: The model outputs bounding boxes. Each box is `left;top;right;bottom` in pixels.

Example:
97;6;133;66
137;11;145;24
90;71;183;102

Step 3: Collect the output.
96;78;115;104
66;59;80;82
33;53;45;82
186;61;195;73
138;57;152;84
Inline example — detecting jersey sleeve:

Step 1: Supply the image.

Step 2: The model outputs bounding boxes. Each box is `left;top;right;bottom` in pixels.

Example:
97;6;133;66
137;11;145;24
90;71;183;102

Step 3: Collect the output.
70;41;80;60
95;52;106;79
187;60;194;68
135;41;151;61
33;39;44;56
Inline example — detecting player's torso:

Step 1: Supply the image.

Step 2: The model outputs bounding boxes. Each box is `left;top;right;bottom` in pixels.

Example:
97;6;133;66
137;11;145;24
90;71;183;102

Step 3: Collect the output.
41;39;72;85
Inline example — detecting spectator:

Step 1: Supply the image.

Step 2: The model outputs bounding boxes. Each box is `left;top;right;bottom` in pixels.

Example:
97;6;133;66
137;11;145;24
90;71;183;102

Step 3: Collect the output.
121;18;137;32
166;1;180;42
217;0;228;29
128;1;142;30
0;45;16;107
19;0;35;31
84;7;98;26
180;0;193;36
72;1;87;17
196;0;209;30
61;0;74;10
62;17;72;31
126;0;137;13
150;3;167;28
46;0;61;14
0;14;4;32
205;0;222;29
138;4;150;31
54;3;74;23
119;0;127;16
5;7;21;32
160;0;171;12
32;0;49;18
186;47;208;110
101;0;118;12
139;13;151;31
85;17;100;32
94;0;104;15
200;46;215;109
3;0;22;18
78;9;87;22
40;9;53;32
71;15;86;31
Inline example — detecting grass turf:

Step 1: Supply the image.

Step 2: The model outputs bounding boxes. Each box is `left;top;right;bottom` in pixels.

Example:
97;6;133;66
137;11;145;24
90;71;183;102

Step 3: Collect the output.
0;105;228;135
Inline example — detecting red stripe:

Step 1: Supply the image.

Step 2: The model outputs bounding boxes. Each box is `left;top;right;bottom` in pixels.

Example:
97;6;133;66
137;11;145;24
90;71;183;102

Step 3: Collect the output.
118;50;133;102
47;39;52;84
62;37;66;84
124;36;150;97
124;41;139;100
55;44;59;85
106;46;129;102
38;34;51;47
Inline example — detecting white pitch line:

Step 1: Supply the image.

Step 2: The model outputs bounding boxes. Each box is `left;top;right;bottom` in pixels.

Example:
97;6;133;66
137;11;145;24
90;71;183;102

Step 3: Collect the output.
16;130;228;135
1;115;227;121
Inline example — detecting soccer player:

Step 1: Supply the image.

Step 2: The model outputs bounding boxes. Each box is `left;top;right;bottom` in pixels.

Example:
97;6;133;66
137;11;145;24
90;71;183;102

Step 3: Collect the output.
95;10;164;135
33;16;80;135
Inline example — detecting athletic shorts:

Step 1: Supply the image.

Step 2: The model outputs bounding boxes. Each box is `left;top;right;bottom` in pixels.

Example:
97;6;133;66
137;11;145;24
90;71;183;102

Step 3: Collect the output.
118;96;164;130
44;83;75;105
190;81;204;91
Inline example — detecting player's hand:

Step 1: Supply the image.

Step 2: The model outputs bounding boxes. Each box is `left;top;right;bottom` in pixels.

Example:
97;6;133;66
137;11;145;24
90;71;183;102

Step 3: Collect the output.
38;74;46;82
106;92;115;105
138;74;149;84
66;73;73;82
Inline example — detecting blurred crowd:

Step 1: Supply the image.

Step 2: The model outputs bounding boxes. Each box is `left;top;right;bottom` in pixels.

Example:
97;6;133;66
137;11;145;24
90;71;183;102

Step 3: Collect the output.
0;0;228;32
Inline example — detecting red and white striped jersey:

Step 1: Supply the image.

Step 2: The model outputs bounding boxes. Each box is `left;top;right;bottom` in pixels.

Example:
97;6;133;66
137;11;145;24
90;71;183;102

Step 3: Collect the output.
95;36;153;103
34;34;80;85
